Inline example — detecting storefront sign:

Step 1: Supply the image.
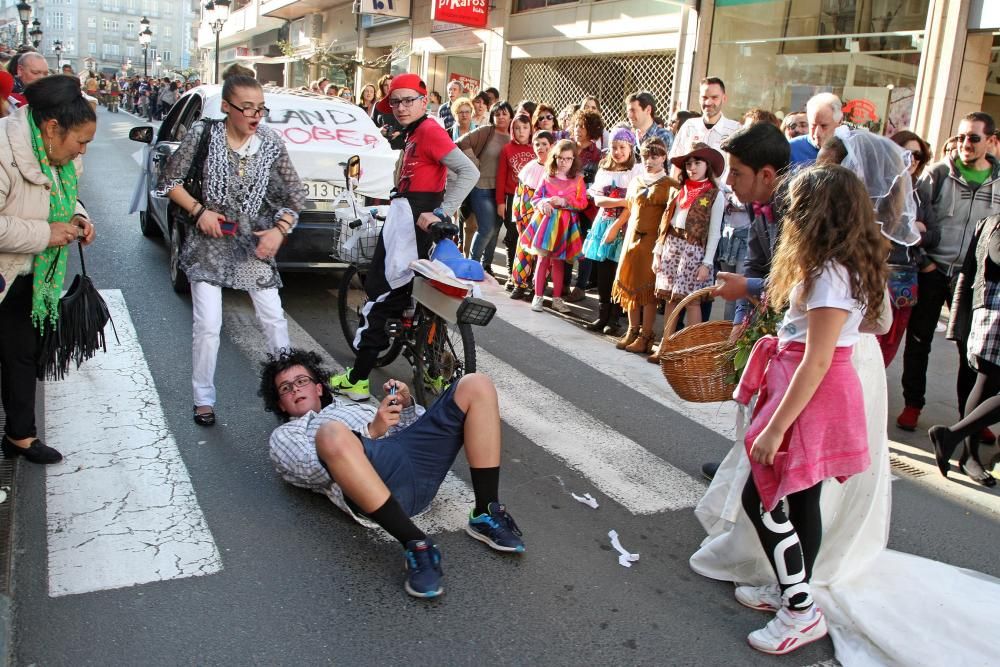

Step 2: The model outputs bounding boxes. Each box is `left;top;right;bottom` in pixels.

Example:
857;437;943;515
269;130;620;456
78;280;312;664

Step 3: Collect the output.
431;0;488;29
449;73;480;95
360;0;410;19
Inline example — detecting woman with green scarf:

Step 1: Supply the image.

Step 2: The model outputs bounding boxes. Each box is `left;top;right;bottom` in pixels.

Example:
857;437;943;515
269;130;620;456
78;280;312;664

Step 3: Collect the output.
0;75;97;465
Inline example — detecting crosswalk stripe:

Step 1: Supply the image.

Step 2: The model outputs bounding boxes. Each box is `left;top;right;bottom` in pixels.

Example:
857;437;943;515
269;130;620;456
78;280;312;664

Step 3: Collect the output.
222;294;474;540
44;290;222;597
488;291;740;441
476;348;706;513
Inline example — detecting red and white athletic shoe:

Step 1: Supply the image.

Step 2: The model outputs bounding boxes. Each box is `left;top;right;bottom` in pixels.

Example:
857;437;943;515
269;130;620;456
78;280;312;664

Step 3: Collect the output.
747;606;828;655
735;584;781;612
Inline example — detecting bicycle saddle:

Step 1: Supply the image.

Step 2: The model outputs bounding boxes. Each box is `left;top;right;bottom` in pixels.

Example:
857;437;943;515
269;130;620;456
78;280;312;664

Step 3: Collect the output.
430;238;485;281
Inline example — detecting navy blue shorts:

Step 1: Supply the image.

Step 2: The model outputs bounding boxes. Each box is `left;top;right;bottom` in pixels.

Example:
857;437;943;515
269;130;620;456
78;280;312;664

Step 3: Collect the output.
360;383;467;516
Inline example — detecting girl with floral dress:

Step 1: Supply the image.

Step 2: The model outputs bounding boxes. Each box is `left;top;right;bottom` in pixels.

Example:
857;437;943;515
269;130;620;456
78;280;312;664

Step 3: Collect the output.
607;138;678;353
649;142;726;362
582;128;642;333
509;130;555;300
521;139;587;313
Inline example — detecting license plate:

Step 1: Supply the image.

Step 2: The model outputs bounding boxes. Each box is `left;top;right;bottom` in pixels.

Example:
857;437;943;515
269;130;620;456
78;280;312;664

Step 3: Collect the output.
303;181;344;201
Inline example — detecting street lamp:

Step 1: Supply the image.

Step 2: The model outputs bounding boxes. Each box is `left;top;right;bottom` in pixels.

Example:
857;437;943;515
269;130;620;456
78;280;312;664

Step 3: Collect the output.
204;0;230;84
16;1;31;47
52;39;62;70
29;18;42;49
139;16;152;77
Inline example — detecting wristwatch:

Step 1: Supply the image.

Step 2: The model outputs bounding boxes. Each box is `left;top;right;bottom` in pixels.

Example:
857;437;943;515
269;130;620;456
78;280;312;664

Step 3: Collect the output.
432;207;446;220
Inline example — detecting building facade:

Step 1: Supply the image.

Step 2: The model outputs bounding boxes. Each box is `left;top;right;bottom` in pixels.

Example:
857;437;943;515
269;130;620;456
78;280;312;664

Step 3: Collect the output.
0;0;193;78
200;0;1000;150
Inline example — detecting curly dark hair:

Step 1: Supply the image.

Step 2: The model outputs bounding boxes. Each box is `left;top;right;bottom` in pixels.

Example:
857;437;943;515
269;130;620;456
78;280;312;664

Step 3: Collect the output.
570;109;605;144
258;349;333;422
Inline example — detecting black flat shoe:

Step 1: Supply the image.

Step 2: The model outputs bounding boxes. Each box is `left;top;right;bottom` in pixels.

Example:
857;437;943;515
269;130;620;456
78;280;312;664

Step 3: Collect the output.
961;461;997;487
193;406;216;427
928;425;957;477
1;436;62;464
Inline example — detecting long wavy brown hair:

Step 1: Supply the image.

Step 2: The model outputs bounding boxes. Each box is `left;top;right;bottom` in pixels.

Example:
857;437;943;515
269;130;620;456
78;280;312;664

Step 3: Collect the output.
769;165;888;325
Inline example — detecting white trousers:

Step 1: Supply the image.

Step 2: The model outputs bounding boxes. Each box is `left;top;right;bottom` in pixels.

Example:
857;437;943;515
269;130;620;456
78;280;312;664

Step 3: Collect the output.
191;281;290;406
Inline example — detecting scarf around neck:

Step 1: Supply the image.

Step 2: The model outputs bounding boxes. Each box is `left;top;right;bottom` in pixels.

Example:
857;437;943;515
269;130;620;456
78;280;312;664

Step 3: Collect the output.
678;178;713;210
29;112;78;331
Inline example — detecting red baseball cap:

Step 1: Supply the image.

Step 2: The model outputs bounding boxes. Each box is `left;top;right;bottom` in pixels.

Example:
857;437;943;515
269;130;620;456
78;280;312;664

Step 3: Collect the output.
375;73;428;115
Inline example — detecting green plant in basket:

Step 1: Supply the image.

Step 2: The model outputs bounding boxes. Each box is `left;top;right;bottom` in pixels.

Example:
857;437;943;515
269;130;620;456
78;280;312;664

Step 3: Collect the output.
725;296;785;384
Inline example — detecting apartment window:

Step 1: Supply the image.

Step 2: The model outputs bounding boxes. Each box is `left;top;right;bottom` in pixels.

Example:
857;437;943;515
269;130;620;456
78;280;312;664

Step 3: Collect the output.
163;26;171;38
88;17;96;28
103;18;110;30
127;45;134;58
110;19;120;31
88;41;96;54
49;13;64;30
63;39;75;53
162;50;170;63
126;21;135;33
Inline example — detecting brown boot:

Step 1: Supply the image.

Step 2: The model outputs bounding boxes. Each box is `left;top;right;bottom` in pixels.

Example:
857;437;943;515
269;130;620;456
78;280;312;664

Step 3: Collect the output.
646;346;661;364
616;326;640;350
625;329;655;354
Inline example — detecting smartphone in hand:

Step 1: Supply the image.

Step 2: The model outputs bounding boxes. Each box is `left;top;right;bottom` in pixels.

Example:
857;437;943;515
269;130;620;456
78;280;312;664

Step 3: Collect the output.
219;219;238;236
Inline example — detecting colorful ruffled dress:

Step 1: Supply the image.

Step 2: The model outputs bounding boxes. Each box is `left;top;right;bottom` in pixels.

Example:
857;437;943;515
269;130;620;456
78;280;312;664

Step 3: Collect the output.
510;160;547;289
520;174;587;261
582;165;643;263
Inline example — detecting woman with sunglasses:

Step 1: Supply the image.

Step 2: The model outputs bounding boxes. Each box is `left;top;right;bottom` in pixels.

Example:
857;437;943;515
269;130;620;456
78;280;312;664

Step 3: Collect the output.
532;104;567;140
158;64;305;427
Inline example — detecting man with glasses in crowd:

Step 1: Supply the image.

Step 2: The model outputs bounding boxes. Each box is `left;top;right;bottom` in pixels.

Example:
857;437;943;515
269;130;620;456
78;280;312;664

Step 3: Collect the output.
330;74;478;402
781;111;808;140
898;112;1000;443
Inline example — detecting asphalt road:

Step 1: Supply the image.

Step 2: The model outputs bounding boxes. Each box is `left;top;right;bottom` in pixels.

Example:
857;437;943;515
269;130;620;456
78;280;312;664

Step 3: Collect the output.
9;108;1000;666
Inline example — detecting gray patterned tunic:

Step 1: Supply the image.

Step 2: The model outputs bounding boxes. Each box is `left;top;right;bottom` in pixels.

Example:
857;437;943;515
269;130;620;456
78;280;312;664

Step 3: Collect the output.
158;120;306;290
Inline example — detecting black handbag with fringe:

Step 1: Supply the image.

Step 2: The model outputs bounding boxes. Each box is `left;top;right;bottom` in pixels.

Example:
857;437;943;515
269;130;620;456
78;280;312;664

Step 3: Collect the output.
36;242;117;381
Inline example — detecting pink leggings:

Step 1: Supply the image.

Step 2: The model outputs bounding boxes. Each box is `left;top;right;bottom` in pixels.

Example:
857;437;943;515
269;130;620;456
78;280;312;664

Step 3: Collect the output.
534;256;566;298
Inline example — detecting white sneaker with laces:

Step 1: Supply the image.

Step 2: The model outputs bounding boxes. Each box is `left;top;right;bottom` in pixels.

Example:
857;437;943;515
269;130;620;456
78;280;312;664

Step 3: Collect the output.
735;583;781;612
747;606;828;655
551;297;571;313
531;295;544;312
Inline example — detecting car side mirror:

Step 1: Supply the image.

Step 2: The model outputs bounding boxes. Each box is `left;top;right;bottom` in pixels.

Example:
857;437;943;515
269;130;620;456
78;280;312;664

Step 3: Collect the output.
129;126;154;144
345;155;361;182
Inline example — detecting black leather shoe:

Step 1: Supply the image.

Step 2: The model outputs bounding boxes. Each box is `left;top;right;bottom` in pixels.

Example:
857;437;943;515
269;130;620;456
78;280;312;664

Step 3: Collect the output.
2;436;63;464
193;406;216;427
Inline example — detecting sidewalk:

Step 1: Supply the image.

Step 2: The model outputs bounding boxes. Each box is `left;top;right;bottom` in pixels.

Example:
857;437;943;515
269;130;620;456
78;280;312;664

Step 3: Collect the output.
0;404;14;667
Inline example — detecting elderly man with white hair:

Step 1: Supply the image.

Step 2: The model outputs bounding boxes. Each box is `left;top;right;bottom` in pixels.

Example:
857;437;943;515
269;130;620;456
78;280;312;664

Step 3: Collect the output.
788;92;843;166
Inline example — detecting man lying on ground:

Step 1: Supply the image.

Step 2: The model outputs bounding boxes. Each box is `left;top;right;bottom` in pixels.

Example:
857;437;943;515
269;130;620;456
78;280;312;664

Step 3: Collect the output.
259;349;524;599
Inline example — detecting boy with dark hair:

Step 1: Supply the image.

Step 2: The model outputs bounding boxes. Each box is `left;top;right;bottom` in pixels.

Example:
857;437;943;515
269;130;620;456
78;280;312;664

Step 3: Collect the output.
261;349;524;599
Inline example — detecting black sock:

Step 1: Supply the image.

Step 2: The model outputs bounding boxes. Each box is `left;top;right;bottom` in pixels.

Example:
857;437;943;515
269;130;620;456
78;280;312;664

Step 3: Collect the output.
470;467;500;516
367;496;425;545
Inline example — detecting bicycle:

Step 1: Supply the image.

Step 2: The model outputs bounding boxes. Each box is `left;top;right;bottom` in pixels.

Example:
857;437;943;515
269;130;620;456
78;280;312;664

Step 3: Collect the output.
335;188;495;406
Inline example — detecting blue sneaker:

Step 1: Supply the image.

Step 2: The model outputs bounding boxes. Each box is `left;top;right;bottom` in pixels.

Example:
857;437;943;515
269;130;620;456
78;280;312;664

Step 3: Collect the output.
466;502;525;553
403;538;443;598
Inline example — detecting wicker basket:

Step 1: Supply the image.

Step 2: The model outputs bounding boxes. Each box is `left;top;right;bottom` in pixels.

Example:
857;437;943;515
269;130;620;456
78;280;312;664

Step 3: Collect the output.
658;287;737;403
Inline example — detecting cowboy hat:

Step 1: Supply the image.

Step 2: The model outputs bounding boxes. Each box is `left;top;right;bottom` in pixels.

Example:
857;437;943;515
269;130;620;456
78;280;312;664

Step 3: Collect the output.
670;141;725;177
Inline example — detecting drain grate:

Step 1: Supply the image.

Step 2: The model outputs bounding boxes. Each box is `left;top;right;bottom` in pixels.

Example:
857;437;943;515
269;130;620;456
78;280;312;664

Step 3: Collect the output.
0;408;13;595
889;453;928;478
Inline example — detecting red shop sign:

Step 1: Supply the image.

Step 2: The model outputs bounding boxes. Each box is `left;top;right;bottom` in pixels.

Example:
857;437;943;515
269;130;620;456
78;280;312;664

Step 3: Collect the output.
432;0;488;28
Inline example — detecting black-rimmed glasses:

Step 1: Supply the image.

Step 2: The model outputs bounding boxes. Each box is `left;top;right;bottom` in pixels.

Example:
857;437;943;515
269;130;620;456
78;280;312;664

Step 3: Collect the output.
388;95;425;108
277;375;316;396
226;98;270;118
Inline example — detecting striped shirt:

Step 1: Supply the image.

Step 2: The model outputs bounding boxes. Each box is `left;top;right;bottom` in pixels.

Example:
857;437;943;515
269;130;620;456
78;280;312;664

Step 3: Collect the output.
268;397;424;522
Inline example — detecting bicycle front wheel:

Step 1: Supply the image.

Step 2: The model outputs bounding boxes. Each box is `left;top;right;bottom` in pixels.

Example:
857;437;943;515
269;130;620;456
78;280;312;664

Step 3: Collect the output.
412;313;475;407
337;265;402;368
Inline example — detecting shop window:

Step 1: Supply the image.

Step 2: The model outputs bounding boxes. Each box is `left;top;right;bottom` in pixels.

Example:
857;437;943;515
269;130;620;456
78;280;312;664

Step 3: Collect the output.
708;0;931;131
514;0;576;12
